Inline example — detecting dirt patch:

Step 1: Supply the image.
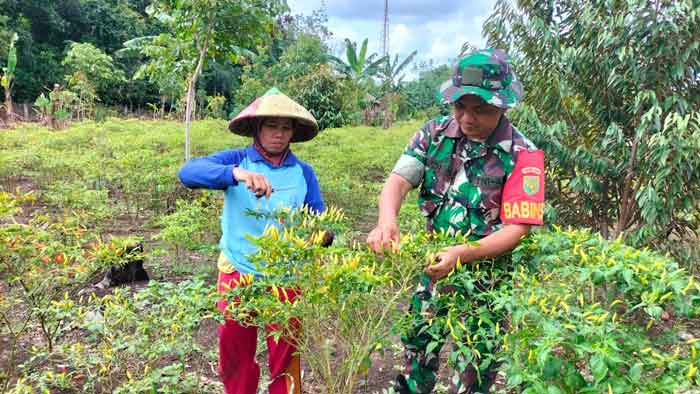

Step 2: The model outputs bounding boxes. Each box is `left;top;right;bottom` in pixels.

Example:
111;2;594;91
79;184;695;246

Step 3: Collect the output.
366;165;388;183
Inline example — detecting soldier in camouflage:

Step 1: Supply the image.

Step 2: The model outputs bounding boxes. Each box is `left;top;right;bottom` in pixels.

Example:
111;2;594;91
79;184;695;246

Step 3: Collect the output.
367;48;545;394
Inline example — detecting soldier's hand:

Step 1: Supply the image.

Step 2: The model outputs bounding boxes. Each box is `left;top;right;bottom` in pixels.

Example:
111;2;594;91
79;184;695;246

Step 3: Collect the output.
233;167;272;198
424;245;467;281
366;221;400;255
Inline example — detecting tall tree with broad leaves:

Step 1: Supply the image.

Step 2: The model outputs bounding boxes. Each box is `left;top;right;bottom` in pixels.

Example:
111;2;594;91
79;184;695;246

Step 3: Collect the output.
381;50;417;92
483;0;700;251
140;0;287;161
62;42;125;120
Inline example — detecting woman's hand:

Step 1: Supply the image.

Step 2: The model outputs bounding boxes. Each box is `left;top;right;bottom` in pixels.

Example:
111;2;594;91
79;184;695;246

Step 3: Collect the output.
233;167;272;198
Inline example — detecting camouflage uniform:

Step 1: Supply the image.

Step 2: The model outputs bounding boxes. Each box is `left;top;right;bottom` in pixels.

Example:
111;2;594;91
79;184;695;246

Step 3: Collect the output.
394;115;537;238
390;49;544;394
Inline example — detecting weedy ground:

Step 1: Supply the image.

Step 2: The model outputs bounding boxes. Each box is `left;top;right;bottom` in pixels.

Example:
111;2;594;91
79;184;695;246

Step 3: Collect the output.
1;119;698;394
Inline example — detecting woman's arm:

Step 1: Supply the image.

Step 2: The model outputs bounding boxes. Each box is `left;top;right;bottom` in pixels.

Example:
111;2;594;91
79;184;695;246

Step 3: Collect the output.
178;149;245;190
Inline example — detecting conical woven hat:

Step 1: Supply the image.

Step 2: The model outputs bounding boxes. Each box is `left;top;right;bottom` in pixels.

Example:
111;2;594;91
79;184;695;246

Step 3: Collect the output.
228;88;319;143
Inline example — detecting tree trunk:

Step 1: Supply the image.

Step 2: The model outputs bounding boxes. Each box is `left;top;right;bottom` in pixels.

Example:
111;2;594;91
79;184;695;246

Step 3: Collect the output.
4;86;13;126
613;135;641;239
184;27;212;161
50;84;62;130
599;181;610;239
381;95;393;129
184;77;196;161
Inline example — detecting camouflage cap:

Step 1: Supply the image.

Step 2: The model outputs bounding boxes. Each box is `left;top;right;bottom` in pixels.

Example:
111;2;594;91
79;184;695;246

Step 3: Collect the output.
438;48;523;109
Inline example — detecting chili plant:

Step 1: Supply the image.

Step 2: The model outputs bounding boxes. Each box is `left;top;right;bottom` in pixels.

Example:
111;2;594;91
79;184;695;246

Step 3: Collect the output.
503;227;700;393
224;206;474;394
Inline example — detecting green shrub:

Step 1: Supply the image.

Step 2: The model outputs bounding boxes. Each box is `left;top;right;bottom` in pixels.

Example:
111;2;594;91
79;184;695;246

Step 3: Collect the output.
154;193;221;259
503;227;700;393
285;64;355;130
12;279;218;394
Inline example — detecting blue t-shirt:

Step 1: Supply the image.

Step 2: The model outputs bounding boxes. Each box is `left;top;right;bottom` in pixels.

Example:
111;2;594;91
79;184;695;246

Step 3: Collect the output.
178;145;324;276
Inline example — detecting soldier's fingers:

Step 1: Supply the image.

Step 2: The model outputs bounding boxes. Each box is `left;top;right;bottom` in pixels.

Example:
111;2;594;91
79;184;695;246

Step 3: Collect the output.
372;236;386;255
423;266;437;280
389;229;399;243
366;230;377;248
368;230;386;256
379;231;394;251
367;232;377;248
390;238;400;252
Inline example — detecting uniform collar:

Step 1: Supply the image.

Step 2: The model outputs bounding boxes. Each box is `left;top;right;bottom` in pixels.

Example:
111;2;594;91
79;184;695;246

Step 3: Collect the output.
245;145;298;167
485;116;514;153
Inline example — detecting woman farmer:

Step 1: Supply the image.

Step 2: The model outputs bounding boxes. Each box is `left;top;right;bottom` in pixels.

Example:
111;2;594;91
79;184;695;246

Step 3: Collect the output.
178;87;324;394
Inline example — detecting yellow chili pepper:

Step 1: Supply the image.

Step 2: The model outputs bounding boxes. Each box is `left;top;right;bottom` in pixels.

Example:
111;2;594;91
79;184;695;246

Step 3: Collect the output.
659;291;673;302
683;276;694;295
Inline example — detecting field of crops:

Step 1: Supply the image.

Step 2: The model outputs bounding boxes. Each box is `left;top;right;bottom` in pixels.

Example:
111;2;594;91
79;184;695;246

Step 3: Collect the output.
1;119;700;394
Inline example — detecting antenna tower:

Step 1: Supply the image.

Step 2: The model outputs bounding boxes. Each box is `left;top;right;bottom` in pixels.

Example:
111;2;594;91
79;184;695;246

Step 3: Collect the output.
382;0;389;56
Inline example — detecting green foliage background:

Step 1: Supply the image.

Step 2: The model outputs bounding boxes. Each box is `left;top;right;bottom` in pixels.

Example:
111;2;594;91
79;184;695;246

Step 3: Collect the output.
0;1;439;126
484;0;700;265
1;0;700;392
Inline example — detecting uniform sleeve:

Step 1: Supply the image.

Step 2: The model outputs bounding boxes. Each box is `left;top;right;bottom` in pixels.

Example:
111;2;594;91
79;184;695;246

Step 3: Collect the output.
300;162;325;213
178;149;245;190
391;124;430;187
500;149;545;225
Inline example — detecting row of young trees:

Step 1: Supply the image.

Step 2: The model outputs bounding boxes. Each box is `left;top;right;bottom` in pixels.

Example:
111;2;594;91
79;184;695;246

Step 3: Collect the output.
0;1;453;160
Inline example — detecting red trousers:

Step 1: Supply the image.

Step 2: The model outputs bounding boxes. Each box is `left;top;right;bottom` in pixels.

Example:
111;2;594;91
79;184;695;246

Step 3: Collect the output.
217;271;301;394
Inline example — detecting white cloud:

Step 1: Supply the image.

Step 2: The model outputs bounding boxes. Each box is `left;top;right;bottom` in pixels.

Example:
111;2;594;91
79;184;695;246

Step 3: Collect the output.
287;0;499;77
388;23;414;54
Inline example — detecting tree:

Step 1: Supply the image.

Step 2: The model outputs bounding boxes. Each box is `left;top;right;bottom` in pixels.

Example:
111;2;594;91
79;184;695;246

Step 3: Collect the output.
62;42;124;120
401;62;451;119
379;50;416;128
484;0;700;251
1;32;18;125
381;50;417;92
122;35;187;119
234;33;334;115
0;0;156;105
330;38;387;87
142;0;287;161
286;64;354;130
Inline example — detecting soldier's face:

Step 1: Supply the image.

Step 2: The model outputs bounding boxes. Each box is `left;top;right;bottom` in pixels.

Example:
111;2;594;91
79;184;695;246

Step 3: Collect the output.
452;95;504;140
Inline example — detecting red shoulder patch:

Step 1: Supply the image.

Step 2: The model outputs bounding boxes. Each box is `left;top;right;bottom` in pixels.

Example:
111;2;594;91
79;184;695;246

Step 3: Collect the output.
500;149;545;225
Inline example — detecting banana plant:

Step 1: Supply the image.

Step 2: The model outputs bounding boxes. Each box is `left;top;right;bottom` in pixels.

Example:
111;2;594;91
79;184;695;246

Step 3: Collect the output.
379;50;417;128
381;50;417;92
1;32;18;124
329;38;387;86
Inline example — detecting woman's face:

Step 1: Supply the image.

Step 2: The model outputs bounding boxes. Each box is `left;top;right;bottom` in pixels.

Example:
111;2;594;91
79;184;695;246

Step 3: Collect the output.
258;117;294;154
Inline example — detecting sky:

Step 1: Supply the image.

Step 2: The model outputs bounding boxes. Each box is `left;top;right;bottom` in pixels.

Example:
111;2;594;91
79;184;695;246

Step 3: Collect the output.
286;0;497;75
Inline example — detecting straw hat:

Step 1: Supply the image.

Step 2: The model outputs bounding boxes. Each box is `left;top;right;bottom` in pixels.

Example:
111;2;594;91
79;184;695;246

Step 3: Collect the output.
228;87;319;142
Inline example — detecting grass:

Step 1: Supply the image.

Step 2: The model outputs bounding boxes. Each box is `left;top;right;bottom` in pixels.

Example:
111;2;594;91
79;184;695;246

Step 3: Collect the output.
0;118;429;393
1;118;424;231
3;119;700;394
